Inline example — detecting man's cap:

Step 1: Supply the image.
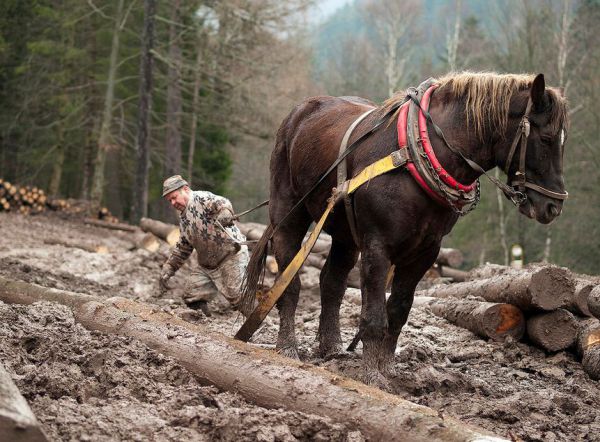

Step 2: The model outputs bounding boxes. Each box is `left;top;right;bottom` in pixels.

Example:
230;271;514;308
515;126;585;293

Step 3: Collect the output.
162;175;189;197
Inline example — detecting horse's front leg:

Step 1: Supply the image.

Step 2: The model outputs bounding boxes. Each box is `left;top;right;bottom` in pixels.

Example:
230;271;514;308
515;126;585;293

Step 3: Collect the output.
359;242;391;388
382;246;440;375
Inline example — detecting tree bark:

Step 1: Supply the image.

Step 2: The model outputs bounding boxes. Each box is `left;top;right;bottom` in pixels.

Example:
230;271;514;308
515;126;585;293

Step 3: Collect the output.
576;318;600;380
418;266;574;311
90;0;124;208
413;296;525;341
0;362;48;442
187;28;204;186
526;309;579;352
165;0;183;179
132;0;156;223
567;280;594;317
0;277;504;442
140;217;180;245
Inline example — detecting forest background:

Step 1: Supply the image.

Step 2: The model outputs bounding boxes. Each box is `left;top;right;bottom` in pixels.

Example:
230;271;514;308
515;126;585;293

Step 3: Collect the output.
1;0;599;273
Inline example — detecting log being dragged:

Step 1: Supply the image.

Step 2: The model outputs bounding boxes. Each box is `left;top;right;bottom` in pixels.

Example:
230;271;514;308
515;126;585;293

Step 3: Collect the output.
140;217;180;245
0;278;506;442
526;309;579;352
439;265;468;282
418;266;574;311
588;285;600;320
413;296;525;341
0;362;48;442
576;318;600;380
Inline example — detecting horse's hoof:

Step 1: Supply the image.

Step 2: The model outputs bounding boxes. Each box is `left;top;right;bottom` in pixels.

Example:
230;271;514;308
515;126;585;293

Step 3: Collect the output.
277;346;300;360
318;342;344;360
362;369;391;391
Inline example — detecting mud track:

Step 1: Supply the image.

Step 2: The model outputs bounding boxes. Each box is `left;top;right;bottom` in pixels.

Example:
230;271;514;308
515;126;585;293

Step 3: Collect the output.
1;212;599;441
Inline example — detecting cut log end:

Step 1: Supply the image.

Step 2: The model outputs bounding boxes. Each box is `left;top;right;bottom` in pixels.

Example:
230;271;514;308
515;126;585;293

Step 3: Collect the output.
490;304;526;340
166;229;180;246
528;267;574;311
527;309;579;352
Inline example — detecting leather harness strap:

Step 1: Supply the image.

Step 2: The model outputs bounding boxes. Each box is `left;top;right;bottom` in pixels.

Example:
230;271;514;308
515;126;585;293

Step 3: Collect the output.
337;108;376;246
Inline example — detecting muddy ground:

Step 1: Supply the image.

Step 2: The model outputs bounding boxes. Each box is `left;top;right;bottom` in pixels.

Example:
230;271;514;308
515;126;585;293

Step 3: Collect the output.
0;212;599;441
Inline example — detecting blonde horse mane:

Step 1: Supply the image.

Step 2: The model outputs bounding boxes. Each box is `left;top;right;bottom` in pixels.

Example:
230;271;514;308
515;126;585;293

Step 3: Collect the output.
383;71;569;142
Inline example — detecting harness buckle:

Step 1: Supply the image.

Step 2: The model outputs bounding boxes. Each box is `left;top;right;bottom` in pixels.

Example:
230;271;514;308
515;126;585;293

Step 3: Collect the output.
510;191;528;206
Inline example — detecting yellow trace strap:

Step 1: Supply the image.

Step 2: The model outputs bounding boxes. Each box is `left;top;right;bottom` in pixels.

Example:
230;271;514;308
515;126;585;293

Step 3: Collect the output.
235;150;408;342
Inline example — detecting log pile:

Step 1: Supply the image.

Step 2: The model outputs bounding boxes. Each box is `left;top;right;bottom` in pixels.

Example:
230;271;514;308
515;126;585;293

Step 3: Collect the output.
416;263;600;379
0;178;118;222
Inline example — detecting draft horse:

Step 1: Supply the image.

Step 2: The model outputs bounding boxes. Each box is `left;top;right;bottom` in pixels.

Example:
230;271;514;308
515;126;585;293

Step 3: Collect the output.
243;72;569;386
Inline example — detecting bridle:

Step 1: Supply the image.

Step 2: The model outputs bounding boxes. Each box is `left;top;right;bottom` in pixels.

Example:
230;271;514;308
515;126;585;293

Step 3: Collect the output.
503;97;568;205
409;90;568;209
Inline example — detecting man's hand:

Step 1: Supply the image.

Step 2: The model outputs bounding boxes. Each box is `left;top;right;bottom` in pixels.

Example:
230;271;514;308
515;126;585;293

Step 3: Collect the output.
159;264;175;294
216;209;234;227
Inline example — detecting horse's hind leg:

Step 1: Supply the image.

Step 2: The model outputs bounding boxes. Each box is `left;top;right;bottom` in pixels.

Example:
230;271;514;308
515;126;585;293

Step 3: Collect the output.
317;240;358;358
270;206;312;359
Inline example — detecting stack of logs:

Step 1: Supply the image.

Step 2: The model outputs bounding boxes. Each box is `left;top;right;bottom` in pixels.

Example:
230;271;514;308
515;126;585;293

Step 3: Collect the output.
0;178;117;221
0;179;47;215
415;264;600;380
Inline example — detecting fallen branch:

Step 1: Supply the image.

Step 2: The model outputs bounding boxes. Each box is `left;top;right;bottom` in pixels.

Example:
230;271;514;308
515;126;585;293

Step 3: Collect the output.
44;238;109;254
83;218;138;232
0;277;505;442
413;296;525;341
0;362;48;442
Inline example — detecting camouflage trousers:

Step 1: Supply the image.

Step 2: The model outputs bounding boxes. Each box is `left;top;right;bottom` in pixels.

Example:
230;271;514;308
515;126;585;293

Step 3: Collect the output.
183;245;249;311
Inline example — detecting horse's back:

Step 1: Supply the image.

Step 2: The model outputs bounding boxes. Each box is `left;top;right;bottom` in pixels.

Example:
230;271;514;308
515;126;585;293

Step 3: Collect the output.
273;95;376;197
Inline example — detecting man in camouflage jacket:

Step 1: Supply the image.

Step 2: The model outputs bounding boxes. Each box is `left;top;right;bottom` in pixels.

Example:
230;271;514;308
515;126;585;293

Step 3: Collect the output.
159;175;254;317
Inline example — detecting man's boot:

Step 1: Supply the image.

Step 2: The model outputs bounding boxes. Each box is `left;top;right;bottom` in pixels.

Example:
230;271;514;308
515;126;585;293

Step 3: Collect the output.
187;300;211;317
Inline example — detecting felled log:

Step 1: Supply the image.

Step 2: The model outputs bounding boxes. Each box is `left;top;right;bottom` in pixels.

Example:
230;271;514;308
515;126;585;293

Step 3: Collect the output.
418;266;574;311
140;217;180;245
576;318;600;380
0;277;101;309
526;309;579;352
0;362;48;442
436;248;464;268
265;255;278;274
83;218;138;232
0;278;504;442
127;230;161;253
588;285;600;320
413;296;525;341
43;238;109;254
304;254;326;270
467;263;510;281
238;222;267;241
567;280;594;317
439;265;468;282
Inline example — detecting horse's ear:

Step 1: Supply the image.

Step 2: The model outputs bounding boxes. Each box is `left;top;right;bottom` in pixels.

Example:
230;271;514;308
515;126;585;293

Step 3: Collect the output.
531;73;546;110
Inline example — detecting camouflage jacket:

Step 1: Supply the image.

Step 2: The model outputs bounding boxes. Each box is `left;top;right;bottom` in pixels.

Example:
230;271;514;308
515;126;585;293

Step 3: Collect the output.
164;191;245;272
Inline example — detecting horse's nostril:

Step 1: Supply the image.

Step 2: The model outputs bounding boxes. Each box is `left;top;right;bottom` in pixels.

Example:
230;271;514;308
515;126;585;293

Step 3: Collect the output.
548;203;560;217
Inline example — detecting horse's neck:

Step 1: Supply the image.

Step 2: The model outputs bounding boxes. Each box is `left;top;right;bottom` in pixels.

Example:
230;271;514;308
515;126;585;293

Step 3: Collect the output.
427;98;497;185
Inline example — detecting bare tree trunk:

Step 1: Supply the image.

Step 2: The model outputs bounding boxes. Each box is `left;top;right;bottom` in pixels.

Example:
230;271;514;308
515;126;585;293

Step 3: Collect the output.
90;0;124;208
165;0;183;178
495;169;509;265
446;0;462;71
187;30;204;187
132;0;156;223
48;141;64;197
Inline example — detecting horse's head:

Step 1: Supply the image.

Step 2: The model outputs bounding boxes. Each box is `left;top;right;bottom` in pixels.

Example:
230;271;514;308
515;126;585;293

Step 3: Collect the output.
503;74;569;225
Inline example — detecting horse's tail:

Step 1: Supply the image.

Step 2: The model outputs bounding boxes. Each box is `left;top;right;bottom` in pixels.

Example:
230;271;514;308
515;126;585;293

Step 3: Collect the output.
240;223;274;313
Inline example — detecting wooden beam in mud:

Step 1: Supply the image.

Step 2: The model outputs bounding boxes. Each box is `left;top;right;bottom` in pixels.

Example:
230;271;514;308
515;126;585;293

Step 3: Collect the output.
0;277;507;442
526;309;579;352
140;217;180;246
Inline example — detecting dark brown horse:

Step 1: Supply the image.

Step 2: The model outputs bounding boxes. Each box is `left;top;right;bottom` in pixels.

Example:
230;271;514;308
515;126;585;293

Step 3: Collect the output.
244;72;569;387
